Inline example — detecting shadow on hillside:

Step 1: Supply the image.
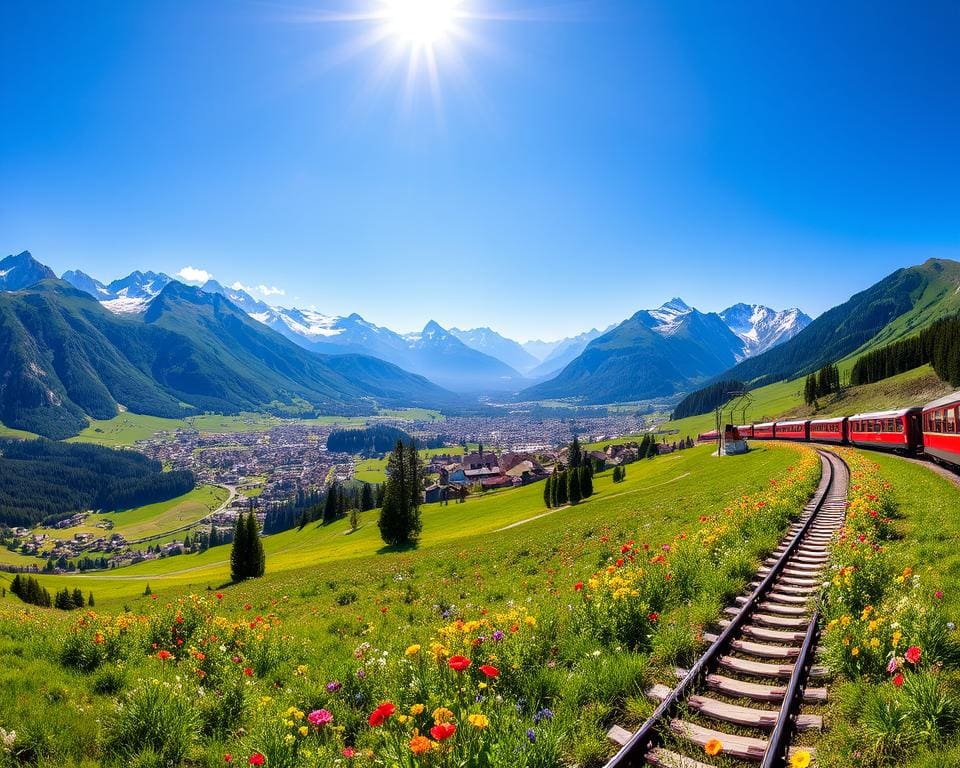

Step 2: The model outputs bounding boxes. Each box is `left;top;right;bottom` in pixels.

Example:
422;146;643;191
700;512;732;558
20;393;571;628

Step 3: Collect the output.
376;541;419;555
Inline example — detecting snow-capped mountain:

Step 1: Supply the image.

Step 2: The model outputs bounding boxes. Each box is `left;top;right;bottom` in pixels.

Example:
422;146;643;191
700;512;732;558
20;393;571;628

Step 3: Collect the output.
1;251;57;291
720;303;812;358
61;269;172;313
449;327;540;374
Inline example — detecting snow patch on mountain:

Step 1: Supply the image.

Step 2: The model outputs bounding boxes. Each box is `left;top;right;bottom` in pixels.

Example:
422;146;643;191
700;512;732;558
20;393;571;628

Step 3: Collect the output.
720;303;812;358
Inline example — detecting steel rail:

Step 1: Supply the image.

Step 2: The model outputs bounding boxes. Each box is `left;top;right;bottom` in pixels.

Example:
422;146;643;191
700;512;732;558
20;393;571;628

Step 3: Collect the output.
602;449;840;768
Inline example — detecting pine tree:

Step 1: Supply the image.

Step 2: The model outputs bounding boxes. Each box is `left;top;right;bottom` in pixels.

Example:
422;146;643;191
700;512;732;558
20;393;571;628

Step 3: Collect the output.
88;591;95;607
378;439;422;547
230;512;248;582
543;475;552;508
144;583;152;596
361;483;374;512
246;512;265;578
579;465;593;499
567;468;580;505
72;587;84;608
568;436;582;469
550;471;561;507
323;484;339;524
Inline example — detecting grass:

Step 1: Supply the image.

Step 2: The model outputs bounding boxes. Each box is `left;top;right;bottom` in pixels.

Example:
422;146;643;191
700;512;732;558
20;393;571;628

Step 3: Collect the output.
811;451;960;767
0;443;818;768
12;444;797;605
29;485;229;543
0;423;37;439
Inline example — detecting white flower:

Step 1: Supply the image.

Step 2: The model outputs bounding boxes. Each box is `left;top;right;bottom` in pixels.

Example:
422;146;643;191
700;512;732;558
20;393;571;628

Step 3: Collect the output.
0;728;16;752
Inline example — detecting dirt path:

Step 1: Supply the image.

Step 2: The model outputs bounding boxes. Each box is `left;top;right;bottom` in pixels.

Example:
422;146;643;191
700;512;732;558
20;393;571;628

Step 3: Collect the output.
494;472;692;532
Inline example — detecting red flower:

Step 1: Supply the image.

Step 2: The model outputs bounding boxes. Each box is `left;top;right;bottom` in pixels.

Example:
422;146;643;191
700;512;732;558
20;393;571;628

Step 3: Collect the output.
368;701;396;726
430;723;457;741
648;612;659;622
157;650;172;661
905;646;922;665
935;591;944;600
893;673;905;687
448;655;471;672
573;582;584;592
216;592;224;600
243;667;254;677
479;664;500;678
224;755;233;763
248;753;265;766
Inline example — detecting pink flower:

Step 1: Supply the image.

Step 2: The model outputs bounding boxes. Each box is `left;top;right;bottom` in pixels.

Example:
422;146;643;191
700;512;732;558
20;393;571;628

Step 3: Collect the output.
342;747;355;758
935;591;944;600
886;657;899;674
308;709;333;726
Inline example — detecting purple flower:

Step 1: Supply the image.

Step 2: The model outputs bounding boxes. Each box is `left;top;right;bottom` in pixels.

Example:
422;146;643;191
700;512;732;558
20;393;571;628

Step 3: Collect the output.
526;728;536;744
356;668;366;679
533;707;553;724
886;657;899;674
326;681;342;693
492;630;505;642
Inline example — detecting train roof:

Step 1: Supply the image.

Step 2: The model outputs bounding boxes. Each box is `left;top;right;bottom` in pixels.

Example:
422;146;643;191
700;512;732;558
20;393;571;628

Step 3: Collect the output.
923;391;960;411
754;421;776;428
849;407;922;420
809;416;847;424
776;419;810;427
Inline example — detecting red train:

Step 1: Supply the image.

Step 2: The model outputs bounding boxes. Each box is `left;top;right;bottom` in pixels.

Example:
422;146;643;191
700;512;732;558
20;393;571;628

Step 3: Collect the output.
744;391;960;469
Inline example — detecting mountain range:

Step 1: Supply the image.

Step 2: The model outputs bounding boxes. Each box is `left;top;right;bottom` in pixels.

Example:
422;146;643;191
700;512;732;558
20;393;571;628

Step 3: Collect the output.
0;260;456;438
55;258;810;394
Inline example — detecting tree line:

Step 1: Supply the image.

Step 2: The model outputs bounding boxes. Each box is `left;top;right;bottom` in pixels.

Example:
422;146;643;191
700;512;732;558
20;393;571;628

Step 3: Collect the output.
327;425;446;455
850;314;960;388
9;574;94;610
378;439;423;547
230;511;265;582
543;438;594;509
672;380;747;420
803;363;841;406
0;438;194;527
262;481;382;534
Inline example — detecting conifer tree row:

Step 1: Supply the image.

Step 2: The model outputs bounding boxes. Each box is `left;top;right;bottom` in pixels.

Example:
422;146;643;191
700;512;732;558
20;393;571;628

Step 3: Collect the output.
378;439;423;547
230;511;265;582
850;314;960;388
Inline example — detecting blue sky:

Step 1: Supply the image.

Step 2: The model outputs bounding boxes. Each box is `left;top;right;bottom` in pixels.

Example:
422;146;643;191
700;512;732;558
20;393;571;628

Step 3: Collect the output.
2;1;958;341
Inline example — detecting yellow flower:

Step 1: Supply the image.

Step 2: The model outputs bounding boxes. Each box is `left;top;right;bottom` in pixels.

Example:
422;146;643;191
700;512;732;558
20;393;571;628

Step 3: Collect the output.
433;707;454;725
892;630;902;647
284;733;295;745
870;637;880;649
851;647;860;657
410;704;425;716
405;644;421;657
467;713;489;730
397;715;410;725
524;616;537;627
298;725;309;737
840;615;851;627
790;750;812;768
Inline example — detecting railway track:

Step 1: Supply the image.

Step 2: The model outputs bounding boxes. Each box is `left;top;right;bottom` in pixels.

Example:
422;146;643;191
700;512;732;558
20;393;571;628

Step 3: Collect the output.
604;449;849;768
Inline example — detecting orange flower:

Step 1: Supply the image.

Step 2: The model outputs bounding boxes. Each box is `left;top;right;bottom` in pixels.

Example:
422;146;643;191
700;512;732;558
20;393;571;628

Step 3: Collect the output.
704;738;723;756
409;734;433;755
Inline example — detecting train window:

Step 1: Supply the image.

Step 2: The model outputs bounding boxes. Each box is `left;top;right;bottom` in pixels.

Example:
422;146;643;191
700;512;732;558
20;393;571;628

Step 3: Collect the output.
896;419;903;433
947;408;956;434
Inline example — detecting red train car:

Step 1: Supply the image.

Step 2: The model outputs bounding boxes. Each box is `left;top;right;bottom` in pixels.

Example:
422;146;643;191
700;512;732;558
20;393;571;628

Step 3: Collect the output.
775;420;810;441
809;417;848;445
753;422;776;440
736;424;755;439
697;430;719;443
848;408;923;453
922;392;960;468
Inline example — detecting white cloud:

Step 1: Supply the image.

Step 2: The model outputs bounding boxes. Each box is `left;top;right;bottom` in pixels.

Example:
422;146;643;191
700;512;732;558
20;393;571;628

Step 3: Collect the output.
256;284;285;297
230;281;252;293
177;266;213;284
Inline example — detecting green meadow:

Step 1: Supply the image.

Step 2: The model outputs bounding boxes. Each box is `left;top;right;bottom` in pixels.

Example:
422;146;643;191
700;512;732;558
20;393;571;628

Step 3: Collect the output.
5;444;793;605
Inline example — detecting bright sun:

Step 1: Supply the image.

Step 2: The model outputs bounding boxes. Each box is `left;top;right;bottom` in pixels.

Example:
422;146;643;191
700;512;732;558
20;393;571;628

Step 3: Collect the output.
381;0;461;46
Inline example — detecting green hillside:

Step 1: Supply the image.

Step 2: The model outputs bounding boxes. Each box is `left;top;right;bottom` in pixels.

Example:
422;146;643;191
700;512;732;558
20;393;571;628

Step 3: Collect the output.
0;281;456;439
721;258;960;387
